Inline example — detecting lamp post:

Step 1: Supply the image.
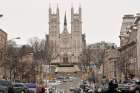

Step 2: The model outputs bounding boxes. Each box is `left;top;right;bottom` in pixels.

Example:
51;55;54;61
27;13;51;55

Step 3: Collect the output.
10;37;21;41
0;14;3;18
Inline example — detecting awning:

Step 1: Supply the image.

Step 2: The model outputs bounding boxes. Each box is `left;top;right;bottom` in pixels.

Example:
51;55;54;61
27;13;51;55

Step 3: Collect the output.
55;65;80;73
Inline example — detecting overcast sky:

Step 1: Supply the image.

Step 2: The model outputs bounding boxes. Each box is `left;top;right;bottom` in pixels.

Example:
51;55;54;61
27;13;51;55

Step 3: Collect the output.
0;0;140;46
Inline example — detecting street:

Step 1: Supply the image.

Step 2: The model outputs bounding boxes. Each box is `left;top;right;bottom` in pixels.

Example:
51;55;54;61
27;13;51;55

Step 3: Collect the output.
1;1;140;93
55;77;81;93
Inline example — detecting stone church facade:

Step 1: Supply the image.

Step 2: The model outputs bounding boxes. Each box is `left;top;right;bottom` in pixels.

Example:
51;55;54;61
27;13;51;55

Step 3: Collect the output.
47;7;86;64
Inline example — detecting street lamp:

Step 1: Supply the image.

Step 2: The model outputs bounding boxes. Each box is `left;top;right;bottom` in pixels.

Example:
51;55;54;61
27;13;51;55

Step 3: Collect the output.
10;37;21;40
0;14;3;18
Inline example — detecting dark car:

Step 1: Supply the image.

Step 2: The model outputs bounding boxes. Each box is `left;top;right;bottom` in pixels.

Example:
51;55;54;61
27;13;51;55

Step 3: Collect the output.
25;83;37;93
72;88;81;93
79;80;95;93
117;79;140;93
95;84;109;93
0;80;14;93
13;83;28;93
55;76;65;82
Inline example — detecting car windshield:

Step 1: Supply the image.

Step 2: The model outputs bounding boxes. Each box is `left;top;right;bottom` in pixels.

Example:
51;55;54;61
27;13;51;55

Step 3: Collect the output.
49;80;56;83
25;83;36;88
123;80;135;84
56;77;64;79
0;80;11;87
14;84;24;87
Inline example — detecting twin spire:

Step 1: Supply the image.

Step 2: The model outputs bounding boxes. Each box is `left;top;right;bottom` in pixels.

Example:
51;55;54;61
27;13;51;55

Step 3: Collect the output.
64;13;67;26
49;5;81;28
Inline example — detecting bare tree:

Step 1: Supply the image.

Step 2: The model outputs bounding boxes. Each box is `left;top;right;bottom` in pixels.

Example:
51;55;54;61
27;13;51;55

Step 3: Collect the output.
28;36;59;83
16;45;34;82
1;40;20;81
28;37;46;84
29;37;46;60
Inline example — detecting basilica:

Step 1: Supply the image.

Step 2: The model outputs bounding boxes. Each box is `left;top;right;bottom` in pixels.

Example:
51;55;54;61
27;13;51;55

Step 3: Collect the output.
46;6;86;65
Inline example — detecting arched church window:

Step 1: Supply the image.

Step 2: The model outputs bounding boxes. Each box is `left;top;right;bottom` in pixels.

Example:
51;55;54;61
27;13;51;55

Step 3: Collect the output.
63;53;68;63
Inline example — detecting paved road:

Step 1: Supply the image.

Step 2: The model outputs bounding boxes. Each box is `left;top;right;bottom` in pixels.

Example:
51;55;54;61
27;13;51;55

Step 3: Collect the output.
54;77;81;93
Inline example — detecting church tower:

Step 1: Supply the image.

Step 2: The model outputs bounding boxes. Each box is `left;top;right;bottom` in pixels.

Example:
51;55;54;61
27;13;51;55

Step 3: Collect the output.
48;6;60;51
71;7;82;51
47;5;86;65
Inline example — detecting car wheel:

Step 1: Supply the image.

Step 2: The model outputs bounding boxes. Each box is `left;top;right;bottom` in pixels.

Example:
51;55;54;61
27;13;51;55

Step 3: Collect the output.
21;91;25;93
135;89;140;93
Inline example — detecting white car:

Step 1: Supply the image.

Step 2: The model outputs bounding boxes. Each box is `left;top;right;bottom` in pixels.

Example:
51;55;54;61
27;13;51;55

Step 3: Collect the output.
56;89;65;93
69;76;77;80
48;80;62;86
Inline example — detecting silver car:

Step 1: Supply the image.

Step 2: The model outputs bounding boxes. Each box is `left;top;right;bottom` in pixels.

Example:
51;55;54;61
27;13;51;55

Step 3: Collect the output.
0;80;13;93
0;85;8;93
117;80;140;93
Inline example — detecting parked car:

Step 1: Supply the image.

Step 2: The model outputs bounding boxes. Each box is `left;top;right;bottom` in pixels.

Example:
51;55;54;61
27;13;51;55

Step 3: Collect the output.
79;80;90;89
117;79;140;93
25;83;37;93
73;88;81;93
0;85;8;93
55;76;64;82
47;80;62;86
69;86;75;91
13;83;28;93
65;76;73;82
95;84;109;93
57;90;64;93
0;80;14;93
47;87;55;93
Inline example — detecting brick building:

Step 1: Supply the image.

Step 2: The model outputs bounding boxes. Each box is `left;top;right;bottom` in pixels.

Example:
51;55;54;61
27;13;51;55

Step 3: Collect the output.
0;29;7;79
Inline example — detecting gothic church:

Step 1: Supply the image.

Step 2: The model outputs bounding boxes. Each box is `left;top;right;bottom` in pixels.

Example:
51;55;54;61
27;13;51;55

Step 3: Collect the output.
47;6;86;64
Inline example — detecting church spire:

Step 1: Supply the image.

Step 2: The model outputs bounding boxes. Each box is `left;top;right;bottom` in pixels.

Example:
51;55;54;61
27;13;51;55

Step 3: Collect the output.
63;12;69;34
64;13;67;26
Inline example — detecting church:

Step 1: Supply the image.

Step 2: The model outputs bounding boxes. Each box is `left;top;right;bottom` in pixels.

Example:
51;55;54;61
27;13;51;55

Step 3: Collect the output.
46;6;86;66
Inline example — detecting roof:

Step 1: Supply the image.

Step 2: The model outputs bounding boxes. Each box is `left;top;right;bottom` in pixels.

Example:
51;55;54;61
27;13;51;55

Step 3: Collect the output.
118;41;136;51
0;29;7;35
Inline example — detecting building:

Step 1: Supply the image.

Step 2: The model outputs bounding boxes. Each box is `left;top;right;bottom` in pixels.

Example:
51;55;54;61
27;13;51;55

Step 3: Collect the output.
88;42;116;67
120;15;135;47
46;6;86;73
0;29;7;79
119;14;140;78
88;41;117;49
47;6;86;64
103;48;119;80
20;45;33;64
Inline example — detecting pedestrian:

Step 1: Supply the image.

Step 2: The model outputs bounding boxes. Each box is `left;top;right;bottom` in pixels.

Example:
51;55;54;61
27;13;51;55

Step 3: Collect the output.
8;86;15;93
100;76;109;92
101;76;108;86
39;86;45;93
108;78;118;93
